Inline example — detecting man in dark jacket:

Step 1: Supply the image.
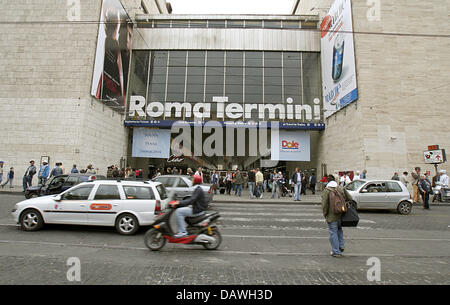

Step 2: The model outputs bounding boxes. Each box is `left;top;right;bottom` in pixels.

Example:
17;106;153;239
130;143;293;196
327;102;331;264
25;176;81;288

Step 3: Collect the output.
291;168;303;201
309;172;317;194
173;175;207;238
23;160;36;192
418;175;431;209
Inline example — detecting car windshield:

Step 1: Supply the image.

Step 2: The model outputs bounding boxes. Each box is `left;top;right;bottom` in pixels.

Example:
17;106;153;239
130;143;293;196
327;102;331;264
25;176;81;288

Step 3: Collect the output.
44;177;55;186
346;180;366;191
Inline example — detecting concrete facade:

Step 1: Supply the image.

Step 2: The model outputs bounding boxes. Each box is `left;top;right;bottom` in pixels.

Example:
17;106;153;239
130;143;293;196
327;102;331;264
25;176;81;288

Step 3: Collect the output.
293;0;450;179
0;0;167;187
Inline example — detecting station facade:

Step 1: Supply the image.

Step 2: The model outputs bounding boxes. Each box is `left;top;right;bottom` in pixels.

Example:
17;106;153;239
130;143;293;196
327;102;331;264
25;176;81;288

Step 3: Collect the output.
125;14;325;176
1;0;448;186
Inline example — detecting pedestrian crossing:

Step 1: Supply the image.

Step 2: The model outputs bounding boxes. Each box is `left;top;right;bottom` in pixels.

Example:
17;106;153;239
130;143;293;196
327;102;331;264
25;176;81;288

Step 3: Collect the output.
209;202;376;232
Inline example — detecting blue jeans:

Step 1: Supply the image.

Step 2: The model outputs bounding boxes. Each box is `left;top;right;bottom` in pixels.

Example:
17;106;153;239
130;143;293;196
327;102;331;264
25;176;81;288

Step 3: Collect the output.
271;182;280;198
235;184;242;196
23;176;32;191
327;221;345;255
248;182;256;198
2;177;13;188
176;206;204;234
294;182;302;200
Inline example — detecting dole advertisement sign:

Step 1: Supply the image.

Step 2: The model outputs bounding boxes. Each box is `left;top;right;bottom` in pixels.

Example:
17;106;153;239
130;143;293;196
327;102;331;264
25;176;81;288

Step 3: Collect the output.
271;131;310;161
321;0;358;119
281;140;300;150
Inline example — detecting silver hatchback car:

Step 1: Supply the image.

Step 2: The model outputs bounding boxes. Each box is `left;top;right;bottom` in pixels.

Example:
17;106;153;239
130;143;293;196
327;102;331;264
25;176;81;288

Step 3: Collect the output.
345;180;413;214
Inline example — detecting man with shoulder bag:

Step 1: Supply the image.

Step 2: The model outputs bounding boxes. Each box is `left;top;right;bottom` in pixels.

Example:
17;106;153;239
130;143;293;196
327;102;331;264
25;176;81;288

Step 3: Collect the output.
321;175;354;257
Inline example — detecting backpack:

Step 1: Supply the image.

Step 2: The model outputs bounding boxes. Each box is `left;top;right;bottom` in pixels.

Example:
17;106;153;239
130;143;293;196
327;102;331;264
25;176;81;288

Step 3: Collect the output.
329;188;347;214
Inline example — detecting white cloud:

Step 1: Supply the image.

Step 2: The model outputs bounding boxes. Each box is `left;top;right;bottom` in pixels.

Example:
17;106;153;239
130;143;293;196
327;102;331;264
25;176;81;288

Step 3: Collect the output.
168;0;295;15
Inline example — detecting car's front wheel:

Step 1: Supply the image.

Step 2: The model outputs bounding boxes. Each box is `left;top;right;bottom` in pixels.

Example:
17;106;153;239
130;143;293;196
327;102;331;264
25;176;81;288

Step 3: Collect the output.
115;213;139;235
397;201;412;215
20;209;44;231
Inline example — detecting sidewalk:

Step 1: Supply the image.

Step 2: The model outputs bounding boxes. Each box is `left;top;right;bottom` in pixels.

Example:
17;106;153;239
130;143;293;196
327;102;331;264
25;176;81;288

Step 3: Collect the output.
2;186;449;207
0;188;23;196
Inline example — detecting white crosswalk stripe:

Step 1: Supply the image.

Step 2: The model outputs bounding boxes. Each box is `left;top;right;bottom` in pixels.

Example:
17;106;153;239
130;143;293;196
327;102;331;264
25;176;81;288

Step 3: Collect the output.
211;203;376;233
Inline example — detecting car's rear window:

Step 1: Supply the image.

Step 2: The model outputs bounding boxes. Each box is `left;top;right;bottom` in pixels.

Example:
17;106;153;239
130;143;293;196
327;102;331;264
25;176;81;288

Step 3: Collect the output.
123;186;155;200
386;181;403;192
156;184;168;200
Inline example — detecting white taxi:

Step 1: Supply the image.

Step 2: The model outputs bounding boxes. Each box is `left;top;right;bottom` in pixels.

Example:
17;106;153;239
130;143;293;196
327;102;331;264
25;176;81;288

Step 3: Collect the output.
12;180;169;235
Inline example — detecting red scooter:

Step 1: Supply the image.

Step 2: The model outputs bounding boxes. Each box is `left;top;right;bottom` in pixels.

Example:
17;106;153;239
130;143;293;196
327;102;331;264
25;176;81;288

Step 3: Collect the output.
144;201;222;251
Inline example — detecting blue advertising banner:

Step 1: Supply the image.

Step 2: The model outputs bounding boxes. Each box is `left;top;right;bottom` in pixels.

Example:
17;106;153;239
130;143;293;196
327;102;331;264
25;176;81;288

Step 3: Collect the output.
271;130;310;161
124;120;325;130
132;128;171;158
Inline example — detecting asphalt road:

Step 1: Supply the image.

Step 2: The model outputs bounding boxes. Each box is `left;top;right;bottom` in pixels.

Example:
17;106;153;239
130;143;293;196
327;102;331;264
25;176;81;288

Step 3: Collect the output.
0;194;449;285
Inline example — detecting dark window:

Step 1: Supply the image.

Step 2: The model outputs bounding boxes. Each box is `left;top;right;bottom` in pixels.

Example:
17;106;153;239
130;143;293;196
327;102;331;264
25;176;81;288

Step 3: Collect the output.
148;51;168;103
227;20;244;28
189;20;207;28
155;177;177;187
387;182;403;192
206;51;225;108
264;52;282;103
156;184;168;200
186;51;206;103
264;20;281;29
364;183;388;193
283;21;300;29
50;176;67;188
208;20;225;28
123;186;155;200
62;185;94;201
167;51;187;101
154;20;171;28
129;51;150;98
302;52;321;111
225;51;243;103
94;185;121;200
283;52;302;104
245;52;263;105
177;178;188;188
245;20;262;28
64;176;79;187
171;20;189;28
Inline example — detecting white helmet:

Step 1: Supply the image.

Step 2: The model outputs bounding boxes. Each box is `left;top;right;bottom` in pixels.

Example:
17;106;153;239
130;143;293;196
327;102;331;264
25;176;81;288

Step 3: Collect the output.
327;181;338;188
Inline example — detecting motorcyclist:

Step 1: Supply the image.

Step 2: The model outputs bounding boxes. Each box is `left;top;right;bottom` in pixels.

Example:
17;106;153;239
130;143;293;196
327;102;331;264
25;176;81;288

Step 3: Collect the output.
439;170;449;200
171;175;208;238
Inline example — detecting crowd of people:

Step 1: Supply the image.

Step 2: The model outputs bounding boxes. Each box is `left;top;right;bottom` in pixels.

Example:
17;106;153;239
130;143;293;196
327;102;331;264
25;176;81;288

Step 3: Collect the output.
0;160;102;191
1;160;448;208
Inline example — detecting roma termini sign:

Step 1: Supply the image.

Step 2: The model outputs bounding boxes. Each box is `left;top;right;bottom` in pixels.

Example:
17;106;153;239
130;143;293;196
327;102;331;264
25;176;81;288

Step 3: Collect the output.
129;96;322;122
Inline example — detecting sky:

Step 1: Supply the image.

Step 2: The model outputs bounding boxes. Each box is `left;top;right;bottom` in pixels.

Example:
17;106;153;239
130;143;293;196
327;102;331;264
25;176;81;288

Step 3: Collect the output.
168;0;296;15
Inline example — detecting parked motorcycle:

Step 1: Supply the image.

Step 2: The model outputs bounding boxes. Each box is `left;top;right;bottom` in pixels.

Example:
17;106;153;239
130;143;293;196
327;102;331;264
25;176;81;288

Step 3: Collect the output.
144;201;222;251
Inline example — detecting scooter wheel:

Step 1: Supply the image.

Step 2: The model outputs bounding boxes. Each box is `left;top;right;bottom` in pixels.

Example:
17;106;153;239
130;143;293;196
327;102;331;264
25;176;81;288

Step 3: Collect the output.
202;229;222;250
144;228;166;251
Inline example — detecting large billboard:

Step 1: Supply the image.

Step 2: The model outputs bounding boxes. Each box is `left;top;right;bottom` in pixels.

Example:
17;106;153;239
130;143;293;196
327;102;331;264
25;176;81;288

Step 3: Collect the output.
271;130;310;161
132;128;171;158
320;0;358;119
91;0;133;109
